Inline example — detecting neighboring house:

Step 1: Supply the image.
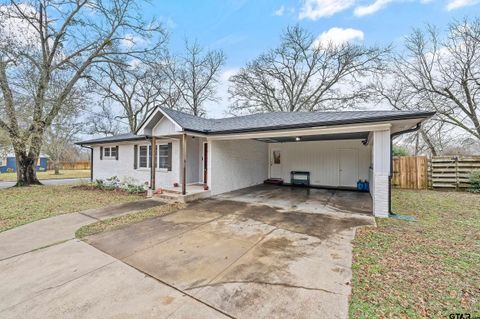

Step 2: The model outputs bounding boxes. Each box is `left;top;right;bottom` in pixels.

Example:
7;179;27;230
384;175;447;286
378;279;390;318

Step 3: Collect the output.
77;107;434;217
0;153;49;173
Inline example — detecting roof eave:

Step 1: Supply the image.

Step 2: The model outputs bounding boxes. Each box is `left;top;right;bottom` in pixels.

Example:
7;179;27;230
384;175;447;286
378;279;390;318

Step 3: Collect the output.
205;112;436;135
75;136;149;146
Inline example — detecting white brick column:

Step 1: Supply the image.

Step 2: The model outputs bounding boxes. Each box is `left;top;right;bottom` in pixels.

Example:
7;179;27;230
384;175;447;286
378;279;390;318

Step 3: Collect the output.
372;129;391;217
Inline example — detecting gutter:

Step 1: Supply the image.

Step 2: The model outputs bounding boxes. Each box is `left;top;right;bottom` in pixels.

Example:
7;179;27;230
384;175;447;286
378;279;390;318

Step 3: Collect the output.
75;135;149;146
197;112;436;135
389;123;422;215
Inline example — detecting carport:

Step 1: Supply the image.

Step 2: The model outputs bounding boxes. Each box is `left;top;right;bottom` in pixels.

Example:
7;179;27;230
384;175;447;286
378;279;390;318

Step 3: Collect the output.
216;184;373;218
206;122;394;217
128;107;434;217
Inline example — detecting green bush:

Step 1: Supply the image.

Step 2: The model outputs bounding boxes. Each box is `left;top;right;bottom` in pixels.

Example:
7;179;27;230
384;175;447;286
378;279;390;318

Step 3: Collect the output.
469;170;480;193
392;145;410;157
94;176;145;194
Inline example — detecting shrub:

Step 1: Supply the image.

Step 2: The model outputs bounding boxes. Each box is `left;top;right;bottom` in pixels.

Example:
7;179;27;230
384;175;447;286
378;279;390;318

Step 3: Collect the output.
94;176;145;194
392;145;410;157
469;170;480;193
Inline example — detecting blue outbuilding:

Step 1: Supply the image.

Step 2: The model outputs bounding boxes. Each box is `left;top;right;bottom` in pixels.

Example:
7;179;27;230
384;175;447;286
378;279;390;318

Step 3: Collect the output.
0;154;49;173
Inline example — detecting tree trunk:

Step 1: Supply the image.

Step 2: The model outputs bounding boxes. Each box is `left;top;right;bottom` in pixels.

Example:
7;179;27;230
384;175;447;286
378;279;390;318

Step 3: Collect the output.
54;160;60;175
15;151;41;186
420;128;438;156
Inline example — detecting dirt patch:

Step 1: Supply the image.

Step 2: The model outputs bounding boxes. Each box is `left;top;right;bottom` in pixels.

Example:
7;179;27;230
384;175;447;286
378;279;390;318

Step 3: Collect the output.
71;184;146;196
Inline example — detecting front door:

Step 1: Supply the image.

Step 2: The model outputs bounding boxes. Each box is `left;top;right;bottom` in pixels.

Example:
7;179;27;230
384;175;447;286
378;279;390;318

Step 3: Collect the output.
270;149;282;179
338;149;358;187
203;143;208;183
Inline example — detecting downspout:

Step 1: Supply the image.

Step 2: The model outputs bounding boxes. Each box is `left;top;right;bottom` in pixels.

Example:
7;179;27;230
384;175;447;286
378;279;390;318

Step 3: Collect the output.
389;123;421;215
80;145;93;182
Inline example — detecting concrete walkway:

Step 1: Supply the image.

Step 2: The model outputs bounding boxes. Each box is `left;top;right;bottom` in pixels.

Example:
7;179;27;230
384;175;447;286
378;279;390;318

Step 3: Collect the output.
0;199;228;318
0;199;161;260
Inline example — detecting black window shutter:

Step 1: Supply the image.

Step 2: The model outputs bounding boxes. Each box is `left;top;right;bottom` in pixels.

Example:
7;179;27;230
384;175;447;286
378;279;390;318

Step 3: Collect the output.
133;145;138;169
167;143;172;171
115;146;119;160
100;146;103;160
148;145;152;168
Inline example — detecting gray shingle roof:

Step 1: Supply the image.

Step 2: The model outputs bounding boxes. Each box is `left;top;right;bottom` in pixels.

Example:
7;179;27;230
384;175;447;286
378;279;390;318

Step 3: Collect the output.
161;107;435;134
78;108;434;145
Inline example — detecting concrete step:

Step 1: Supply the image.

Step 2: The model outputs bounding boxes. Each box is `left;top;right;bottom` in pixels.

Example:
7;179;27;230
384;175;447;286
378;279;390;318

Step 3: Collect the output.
161;188;182;195
152;190;211;203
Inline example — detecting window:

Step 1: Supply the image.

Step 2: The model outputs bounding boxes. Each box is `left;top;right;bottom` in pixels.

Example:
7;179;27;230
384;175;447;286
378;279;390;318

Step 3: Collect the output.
103;147;117;159
136;144;169;170
139;145;148;168
158;144;169;169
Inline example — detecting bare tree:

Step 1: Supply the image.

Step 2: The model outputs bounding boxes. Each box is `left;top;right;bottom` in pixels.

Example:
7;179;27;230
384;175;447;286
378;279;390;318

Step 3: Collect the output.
0;0;165;186
228;25;387;114
43;116;81;175
393;18;480;141
93;58;182;132
94;64;158;132
370;73;443;155
162;41;226;116
85;101;125;136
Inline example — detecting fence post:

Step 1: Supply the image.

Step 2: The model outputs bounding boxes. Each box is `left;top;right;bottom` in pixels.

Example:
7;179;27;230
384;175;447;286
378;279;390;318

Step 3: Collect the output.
454;156;459;190
427;157;433;189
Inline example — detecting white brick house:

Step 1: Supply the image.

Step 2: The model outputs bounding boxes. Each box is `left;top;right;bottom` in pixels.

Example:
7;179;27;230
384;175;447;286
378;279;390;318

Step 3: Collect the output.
78;107;433;217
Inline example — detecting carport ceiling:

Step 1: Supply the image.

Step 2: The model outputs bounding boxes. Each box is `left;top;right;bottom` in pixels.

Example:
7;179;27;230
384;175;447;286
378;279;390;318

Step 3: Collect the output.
255;131;369;143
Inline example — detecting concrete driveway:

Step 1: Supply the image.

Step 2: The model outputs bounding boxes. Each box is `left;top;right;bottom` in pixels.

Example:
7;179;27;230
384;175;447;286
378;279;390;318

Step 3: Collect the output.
0;185;374;318
85;187;375;318
0;200;227;319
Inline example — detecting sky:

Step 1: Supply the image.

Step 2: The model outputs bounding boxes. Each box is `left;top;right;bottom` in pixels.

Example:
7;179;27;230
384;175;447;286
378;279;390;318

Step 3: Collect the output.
144;0;479;118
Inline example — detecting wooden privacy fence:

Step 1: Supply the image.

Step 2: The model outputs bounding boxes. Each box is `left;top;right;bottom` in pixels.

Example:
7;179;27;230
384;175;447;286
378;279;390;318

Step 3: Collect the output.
392;155;480;190
47;160;90;170
429;156;480;189
392;156;428;189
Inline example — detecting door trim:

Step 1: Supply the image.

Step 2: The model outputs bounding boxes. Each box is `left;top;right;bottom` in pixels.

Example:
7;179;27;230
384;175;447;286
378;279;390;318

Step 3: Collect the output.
269;148;282;179
337;148;359;187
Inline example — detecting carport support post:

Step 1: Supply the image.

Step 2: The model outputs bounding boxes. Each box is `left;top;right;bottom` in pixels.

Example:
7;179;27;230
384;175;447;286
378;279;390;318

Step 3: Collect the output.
182;133;186;195
372;129;391;218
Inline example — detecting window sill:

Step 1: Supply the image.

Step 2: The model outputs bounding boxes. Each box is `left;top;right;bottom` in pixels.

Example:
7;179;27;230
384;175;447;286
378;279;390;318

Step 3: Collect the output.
135;168;171;172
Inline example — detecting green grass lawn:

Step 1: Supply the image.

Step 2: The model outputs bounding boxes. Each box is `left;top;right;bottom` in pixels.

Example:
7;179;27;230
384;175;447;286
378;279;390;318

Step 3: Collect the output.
0;169;90;181
350;190;480;318
0;185;143;232
75;202;185;238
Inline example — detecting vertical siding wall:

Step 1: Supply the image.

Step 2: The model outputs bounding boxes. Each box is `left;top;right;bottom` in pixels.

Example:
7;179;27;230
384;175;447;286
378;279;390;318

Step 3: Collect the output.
371;129;391;217
183;136;207;184
268;140;372;187
92;140;181;188
185;136;200;184
208;139;269;195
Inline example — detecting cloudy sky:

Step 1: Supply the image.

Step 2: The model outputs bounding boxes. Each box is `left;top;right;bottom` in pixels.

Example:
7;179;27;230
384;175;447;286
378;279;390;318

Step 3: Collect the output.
149;0;478;117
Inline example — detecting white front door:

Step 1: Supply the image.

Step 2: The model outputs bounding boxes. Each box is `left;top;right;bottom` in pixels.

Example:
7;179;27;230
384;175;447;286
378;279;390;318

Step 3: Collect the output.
270;149;282;179
338;149;358;187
